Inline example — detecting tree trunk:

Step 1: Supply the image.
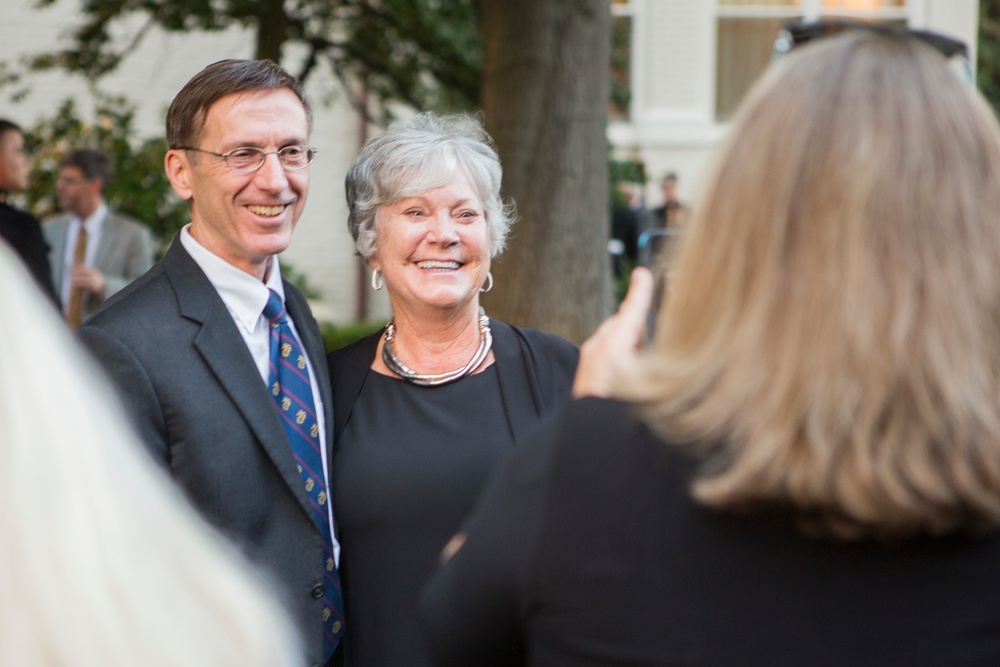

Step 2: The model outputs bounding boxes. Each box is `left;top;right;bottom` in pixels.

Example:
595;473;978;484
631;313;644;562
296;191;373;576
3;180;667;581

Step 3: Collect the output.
255;0;289;62
479;0;613;345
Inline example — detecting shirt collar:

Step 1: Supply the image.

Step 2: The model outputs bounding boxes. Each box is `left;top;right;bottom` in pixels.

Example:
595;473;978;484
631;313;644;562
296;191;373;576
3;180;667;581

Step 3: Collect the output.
76;201;108;232
179;224;286;332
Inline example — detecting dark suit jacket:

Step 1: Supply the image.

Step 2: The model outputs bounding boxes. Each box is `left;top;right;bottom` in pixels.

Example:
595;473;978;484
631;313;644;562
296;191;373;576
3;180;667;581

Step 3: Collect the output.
44;210;155;320
77;237;334;666
0;201;59;306
327;319;579;447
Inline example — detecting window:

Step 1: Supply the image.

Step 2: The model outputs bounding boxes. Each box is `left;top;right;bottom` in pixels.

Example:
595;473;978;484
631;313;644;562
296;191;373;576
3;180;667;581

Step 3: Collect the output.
610;0;634;120
715;0;909;120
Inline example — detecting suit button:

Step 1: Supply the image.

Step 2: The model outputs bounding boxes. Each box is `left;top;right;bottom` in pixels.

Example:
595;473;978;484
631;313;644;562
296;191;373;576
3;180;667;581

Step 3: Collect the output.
311;584;324;599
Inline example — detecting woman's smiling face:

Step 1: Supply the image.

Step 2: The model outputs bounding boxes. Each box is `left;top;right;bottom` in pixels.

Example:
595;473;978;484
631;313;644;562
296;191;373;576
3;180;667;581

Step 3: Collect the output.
373;167;490;318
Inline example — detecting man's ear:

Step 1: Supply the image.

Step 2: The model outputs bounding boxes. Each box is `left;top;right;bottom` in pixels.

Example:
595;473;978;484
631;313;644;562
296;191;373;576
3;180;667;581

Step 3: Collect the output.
164;149;194;201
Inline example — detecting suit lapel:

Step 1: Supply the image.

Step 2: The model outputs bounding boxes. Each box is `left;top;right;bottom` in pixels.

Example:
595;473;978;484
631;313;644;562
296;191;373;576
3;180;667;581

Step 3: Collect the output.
46;217;70;292
162;239;318;523
491;320;544;445
92;213;119;270
330;331;381;446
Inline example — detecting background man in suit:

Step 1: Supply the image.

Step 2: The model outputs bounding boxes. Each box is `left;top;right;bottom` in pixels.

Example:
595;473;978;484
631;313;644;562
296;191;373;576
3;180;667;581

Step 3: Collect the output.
44;148;154;327
0;119;59;306
651;171;689;230
77;59;343;666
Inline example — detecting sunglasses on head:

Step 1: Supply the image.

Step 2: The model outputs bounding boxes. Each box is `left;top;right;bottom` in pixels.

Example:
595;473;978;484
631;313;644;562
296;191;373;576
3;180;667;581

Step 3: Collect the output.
772;19;972;83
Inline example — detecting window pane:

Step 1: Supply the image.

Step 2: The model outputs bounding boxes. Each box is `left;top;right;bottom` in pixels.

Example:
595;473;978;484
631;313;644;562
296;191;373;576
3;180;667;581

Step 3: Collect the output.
716;17;792;120
822;0;904;7
818;16;906;25
610;14;632;120
719;0;799;5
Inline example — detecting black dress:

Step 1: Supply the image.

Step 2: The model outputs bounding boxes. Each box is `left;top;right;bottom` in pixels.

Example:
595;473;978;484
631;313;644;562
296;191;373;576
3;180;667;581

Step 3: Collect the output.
328;322;578;667
336;367;513;666
420;398;1000;666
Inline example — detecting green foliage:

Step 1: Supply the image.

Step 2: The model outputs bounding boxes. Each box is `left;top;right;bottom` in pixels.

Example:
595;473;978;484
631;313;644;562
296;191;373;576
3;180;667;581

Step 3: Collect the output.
980;0;1000;117
608;152;646;208
280;261;322;301
24;93;187;253
17;0;483;125
321;319;387;353
610;14;633;118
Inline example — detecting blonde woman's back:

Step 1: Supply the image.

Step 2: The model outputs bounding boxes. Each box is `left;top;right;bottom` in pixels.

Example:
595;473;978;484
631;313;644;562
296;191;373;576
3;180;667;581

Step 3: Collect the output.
423;398;1000;666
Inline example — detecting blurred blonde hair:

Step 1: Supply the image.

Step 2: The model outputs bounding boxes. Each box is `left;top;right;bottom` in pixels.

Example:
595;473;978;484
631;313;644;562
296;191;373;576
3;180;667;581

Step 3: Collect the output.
626;30;1000;539
0;243;300;665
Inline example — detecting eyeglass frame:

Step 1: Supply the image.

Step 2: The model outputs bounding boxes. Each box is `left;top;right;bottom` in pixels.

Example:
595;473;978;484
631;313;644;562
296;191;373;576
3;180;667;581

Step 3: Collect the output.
772;19;972;84
176;145;318;173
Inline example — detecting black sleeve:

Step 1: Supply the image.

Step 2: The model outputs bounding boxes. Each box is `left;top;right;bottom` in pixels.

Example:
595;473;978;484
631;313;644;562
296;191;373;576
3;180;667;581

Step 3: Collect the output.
1;210;59;307
417;411;563;667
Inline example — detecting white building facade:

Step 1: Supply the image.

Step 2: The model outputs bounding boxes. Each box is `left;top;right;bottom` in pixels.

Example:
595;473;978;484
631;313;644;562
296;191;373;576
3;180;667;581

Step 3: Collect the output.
1;0;980;324
612;0;980;210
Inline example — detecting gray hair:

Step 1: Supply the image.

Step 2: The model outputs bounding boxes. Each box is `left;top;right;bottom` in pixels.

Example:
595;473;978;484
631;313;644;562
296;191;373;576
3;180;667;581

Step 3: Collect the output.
345;112;514;259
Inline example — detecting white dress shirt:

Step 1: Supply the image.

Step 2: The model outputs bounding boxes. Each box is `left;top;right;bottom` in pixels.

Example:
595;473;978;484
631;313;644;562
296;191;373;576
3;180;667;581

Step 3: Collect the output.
180;225;339;562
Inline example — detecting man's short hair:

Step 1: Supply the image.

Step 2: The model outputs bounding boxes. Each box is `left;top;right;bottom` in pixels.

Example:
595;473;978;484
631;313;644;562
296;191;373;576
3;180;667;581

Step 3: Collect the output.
0;119;23;144
59;149;113;193
166;59;312;150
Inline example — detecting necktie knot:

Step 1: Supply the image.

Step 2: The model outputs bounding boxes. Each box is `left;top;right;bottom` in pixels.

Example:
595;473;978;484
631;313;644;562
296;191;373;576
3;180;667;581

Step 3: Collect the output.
263;289;287;325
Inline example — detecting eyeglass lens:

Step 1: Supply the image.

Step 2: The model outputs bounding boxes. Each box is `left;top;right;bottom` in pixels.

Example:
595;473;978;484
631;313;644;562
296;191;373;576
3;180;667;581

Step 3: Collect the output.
227;146;314;172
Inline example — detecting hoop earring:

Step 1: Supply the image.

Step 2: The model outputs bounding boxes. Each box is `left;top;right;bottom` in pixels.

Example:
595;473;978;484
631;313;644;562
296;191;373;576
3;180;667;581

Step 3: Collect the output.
371;268;383;291
480;272;493;293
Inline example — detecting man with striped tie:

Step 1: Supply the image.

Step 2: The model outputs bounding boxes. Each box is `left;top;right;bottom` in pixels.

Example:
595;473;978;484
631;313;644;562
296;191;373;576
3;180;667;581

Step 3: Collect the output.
77;59;344;666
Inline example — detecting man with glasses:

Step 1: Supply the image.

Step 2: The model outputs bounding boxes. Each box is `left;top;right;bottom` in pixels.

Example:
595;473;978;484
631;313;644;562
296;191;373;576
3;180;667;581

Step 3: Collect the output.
77;59;344;666
44;148;153;328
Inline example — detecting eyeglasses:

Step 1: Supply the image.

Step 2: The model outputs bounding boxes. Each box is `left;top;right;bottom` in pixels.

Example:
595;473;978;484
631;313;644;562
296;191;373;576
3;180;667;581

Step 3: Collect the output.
56;174;89;187
177;145;317;172
772;19;972;84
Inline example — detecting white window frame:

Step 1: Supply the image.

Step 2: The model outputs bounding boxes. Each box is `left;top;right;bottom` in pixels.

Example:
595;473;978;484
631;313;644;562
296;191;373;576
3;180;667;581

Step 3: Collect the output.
716;0;912;22
713;0;919;120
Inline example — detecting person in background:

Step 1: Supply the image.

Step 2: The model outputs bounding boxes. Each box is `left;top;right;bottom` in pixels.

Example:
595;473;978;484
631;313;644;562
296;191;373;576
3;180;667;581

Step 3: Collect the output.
0;239;299;667
609;179;651;279
420;27;1000;666
76;59;344;666
44;148;154;328
0;119;59;306
651;171;688;229
328;112;577;667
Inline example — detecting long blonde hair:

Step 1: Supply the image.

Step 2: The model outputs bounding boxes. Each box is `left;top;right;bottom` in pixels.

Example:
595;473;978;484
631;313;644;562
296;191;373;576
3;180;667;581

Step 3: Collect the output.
626;31;1000;539
0;243;300;665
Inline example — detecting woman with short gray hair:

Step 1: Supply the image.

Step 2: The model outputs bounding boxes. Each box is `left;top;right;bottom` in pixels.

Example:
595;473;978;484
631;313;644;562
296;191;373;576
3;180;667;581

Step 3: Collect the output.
327;112;577;667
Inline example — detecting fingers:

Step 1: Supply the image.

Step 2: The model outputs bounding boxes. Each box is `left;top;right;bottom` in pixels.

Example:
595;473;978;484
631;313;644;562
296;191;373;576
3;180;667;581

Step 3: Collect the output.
439;533;467;563
617;266;655;347
572;267;656;399
70;266;107;294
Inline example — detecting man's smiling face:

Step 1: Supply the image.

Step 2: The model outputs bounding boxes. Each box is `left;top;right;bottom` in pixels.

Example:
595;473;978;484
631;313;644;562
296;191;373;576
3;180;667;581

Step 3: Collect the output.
166;87;310;280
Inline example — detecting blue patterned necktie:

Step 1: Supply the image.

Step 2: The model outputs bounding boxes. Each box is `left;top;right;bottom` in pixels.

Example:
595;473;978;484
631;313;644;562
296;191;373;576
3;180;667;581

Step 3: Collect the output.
263;289;345;659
